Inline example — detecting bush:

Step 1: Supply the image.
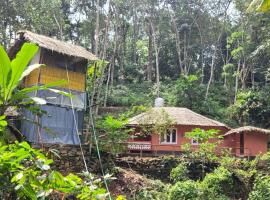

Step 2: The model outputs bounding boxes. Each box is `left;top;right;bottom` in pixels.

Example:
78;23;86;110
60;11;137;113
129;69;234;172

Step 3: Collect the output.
170;163;189;183
199;166;232;199
169;180;199;200
248;174;270;200
0;141;107;199
136;180;170;200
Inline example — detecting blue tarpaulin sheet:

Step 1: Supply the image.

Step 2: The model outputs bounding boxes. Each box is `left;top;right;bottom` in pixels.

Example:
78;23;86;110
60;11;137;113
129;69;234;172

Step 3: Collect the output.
28;89;86;110
21;105;84;145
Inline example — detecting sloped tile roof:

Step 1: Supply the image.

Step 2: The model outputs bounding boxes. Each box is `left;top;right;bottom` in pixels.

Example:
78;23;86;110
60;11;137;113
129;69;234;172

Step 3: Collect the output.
128;107;228;127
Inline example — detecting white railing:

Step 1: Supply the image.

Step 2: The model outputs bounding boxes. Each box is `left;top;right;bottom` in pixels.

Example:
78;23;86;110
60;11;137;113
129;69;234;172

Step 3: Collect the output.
127;142;152;150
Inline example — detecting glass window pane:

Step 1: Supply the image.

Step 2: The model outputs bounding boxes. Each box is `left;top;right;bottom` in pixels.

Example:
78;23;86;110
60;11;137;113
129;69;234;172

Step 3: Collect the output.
166;133;171;142
172;131;176;143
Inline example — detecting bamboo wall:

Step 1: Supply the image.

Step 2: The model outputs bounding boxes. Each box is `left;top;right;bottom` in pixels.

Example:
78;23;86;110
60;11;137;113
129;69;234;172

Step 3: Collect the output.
24;66;85;92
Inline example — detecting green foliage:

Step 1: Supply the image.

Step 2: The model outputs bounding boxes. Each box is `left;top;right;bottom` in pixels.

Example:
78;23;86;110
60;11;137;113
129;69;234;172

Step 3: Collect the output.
183;128;221;162
248;174;270;199
0;141;107;199
107;83;154;107
0;43;39;103
229;88;270;127
199;166;232;199
168;180;199;200
165;75;204;109
248;0;270;12
170;163;189;183
0;116;7;132
88;60;109;80
96;115;130;154
120;105;149;119
185;128;221;143
136;180;170;200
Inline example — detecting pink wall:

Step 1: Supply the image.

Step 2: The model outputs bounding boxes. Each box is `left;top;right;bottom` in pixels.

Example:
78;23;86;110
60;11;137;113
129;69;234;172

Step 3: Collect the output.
150;125;229;152
223;132;268;157
128;125;269;157
244;132;268;156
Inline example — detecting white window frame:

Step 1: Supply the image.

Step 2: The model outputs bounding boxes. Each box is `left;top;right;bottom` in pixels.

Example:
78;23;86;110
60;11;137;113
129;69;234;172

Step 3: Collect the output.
191;138;199;145
160;128;177;144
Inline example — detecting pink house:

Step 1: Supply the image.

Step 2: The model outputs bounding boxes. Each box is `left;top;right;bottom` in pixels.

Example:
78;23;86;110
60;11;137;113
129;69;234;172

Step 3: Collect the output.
127;107;270;157
127;107;230;154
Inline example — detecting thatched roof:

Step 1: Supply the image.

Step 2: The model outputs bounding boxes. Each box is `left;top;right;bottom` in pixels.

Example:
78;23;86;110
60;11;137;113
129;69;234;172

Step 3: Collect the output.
13;30;98;61
225;126;270;136
128;107;228;127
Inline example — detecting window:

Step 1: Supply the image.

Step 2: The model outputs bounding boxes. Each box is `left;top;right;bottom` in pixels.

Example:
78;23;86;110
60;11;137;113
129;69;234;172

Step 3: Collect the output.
160;129;177;144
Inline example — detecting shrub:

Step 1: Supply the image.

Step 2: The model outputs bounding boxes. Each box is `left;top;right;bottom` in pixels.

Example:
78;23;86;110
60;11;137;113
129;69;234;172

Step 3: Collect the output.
135;179;170;200
169;180;199;200
170;162;189;183
248;174;270;200
199;166;232;199
0;141;108;199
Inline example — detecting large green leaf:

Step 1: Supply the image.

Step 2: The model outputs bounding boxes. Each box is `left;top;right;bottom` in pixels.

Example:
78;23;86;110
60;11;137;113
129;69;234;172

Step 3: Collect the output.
6;43;39;100
0;45;11;96
10;79;69;102
247;0;270;12
20;64;44;81
260;0;270;11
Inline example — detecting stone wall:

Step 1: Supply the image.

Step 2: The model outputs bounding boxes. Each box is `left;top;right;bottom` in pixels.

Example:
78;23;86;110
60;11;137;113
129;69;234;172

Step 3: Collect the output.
115;156;218;182
32;143;113;175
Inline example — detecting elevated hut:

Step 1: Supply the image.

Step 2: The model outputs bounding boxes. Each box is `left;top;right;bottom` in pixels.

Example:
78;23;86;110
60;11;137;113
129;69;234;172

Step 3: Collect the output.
9;30;98;144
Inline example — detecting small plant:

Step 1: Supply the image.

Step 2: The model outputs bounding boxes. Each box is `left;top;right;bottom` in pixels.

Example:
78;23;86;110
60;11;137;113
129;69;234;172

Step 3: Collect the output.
248;174;270;200
96;115;130;154
199;166;232;199
136;180;170;200
170;162;189;183
183;128;221;178
168;180;199;200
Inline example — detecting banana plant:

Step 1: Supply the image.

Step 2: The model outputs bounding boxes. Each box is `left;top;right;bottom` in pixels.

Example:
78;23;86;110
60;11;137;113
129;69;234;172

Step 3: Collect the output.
247;0;270;12
0;43;68;140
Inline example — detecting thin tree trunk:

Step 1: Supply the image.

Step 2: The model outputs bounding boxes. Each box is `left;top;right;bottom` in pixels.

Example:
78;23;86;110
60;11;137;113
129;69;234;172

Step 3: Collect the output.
234;60;241;103
205;46;217;99
104;23;118;106
95;0;100;56
119;22;127;82
147;22;153;81
132;5;138;63
110;27;118;86
170;11;184;75
103;62;111;107
150;20;160;97
53;14;63;40
95;0;111;114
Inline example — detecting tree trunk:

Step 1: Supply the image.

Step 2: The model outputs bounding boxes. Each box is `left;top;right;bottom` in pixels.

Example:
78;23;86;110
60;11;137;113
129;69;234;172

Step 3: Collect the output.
132;5;138;63
147;21;153;82
170;11;184;75
94;0;100;56
150;20;160;97
205;45;217;99
95;0;111;113
234;60;241;103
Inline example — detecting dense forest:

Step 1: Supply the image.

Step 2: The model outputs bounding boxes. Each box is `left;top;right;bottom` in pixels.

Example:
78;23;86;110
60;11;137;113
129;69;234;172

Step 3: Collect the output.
1;0;270;128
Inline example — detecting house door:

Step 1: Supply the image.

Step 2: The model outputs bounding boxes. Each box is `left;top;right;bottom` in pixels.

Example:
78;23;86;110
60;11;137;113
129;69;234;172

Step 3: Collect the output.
240;133;244;155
